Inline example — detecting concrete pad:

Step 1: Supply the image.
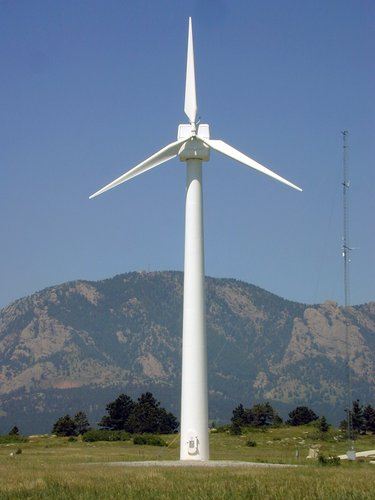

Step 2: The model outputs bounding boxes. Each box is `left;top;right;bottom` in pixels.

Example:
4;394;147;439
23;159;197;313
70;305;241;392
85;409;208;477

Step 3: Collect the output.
84;460;298;468
338;450;375;460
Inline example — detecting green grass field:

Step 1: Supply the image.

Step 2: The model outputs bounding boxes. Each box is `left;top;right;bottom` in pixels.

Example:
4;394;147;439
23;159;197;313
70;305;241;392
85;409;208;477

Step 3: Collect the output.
0;426;374;499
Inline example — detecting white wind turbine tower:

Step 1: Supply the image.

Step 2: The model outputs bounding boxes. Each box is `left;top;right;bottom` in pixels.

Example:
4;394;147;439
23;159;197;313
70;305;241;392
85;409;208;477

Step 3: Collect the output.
90;18;302;461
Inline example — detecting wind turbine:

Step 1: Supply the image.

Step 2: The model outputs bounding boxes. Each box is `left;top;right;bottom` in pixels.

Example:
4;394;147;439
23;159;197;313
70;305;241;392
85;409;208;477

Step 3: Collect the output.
90;18;302;461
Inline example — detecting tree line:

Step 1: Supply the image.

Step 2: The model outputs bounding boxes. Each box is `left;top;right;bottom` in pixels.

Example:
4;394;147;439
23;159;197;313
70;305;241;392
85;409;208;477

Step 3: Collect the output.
5;396;374;438
52;392;178;437
230;400;375;435
340;400;375;434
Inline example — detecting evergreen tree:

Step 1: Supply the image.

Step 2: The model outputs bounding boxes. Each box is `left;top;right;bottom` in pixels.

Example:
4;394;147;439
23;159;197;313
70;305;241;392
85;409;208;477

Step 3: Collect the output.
363;405;375;433
231;402;281;428
99;394;135;431
245;408;255;426
339;419;347;432
251;402;280;427
74;411;90;435
351;400;364;433
287;406;318;426
157;407;179;434
127;392;159;434
317;416;329;433
231;404;247;427
126;392;178;434
52;415;77;436
8;426;19;436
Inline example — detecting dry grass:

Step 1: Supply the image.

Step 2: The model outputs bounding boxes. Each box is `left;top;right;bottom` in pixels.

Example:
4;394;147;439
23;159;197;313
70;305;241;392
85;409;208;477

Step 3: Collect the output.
0;427;374;499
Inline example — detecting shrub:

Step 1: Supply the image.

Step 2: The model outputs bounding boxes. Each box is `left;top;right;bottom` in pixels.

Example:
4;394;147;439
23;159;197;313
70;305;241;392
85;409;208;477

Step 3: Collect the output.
230;423;242;435
0;435;27;444
215;424;231;433
246;440;257;447
133;435;167;446
318;454;341;466
67;436;77;442
82;430;130;442
133;435;147;445
148;436;167;446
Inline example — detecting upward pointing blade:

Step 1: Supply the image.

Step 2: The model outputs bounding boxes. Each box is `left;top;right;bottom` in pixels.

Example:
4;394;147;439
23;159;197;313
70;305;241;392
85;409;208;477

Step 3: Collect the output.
89;138;187;199
184;17;197;124
201;138;302;192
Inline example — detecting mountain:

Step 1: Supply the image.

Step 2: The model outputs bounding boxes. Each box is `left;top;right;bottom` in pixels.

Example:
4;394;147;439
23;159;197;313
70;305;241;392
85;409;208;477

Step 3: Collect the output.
0;271;373;434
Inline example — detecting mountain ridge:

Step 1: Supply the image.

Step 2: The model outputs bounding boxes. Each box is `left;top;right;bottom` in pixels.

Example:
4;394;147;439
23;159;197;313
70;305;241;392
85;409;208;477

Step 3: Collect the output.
0;271;373;433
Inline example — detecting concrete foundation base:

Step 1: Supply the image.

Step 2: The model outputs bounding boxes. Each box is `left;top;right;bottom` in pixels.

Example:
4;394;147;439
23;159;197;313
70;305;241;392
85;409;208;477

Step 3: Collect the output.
85;460;298;468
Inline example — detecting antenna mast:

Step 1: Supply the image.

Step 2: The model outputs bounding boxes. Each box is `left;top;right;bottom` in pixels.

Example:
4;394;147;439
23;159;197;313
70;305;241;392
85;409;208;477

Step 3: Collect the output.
342;130;355;458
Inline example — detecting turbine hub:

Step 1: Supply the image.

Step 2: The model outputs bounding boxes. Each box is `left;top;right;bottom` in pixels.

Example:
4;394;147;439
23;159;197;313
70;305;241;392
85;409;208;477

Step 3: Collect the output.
178;137;210;162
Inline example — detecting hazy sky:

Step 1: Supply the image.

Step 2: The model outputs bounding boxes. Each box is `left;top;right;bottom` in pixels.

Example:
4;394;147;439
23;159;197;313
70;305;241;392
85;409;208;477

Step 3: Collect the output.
1;0;374;308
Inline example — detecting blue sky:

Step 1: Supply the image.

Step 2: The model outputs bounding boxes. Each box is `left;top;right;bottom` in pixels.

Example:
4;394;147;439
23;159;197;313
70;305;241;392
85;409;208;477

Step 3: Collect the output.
1;0;374;308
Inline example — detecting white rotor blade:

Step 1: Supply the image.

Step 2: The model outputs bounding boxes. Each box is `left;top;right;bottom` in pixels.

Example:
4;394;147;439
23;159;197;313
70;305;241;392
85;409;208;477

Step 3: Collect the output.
201;138;302;192
184;17;197;124
89;138;187;199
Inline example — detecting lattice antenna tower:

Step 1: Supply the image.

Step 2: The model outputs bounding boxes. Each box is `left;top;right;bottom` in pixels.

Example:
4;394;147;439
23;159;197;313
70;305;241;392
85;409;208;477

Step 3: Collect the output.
342;130;355;458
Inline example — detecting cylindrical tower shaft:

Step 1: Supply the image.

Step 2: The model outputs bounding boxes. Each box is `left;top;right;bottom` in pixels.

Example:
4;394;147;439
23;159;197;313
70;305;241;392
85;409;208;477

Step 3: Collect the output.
180;158;209;461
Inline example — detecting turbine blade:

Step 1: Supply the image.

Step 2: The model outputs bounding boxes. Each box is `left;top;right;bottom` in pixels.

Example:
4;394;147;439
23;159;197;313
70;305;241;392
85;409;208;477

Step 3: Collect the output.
201;138;302;192
89;138;187;199
184;17;197;124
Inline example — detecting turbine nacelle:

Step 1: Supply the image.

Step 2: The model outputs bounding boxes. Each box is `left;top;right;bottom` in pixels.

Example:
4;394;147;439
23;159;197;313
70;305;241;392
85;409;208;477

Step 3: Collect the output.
177;124;210;141
177;124;210;162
